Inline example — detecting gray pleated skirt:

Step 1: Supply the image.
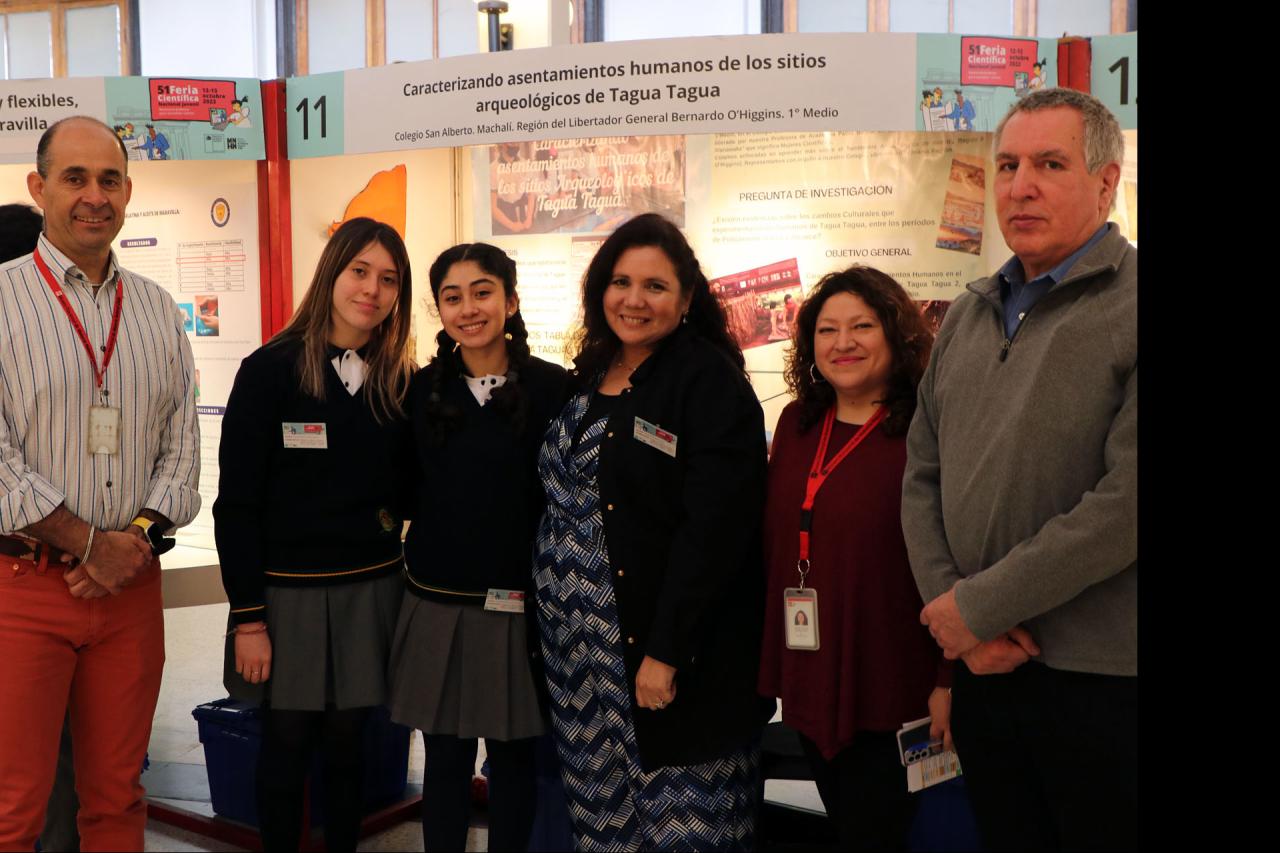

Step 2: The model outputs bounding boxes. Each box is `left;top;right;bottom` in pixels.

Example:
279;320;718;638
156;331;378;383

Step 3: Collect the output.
386;594;545;741
224;570;405;711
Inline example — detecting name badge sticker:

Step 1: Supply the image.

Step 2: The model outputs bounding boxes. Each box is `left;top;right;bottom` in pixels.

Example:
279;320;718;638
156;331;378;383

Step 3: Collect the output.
633;417;678;458
484;589;526;614
282;422;328;449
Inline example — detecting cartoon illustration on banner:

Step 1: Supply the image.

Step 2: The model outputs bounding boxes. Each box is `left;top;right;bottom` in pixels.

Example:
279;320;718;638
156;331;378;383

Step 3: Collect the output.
916;35;1058;132
103;77;266;160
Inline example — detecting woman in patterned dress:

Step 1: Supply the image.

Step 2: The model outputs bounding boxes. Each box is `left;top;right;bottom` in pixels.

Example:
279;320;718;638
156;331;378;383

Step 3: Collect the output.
534;213;774;851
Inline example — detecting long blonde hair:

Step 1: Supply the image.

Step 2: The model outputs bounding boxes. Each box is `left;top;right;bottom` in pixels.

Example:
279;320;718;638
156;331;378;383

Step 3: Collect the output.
273;217;413;422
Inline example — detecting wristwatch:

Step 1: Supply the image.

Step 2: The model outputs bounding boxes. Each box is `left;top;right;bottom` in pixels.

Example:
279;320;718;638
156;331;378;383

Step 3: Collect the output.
130;516;176;556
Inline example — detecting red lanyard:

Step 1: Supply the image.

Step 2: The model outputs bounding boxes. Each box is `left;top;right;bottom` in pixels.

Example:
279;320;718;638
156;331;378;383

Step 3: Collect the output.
796;405;887;581
33;248;124;392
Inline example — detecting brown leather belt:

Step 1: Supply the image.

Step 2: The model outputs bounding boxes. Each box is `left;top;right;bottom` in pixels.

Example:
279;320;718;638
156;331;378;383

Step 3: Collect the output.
0;533;77;566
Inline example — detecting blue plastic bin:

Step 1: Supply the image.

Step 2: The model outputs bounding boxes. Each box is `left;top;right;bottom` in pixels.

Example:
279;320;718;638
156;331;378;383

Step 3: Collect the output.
192;698;410;827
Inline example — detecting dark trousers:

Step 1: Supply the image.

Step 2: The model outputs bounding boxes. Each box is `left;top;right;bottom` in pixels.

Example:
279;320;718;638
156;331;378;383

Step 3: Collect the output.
255;705;372;852
950;661;1137;852
39;715;79;852
798;730;914;852
421;734;537;852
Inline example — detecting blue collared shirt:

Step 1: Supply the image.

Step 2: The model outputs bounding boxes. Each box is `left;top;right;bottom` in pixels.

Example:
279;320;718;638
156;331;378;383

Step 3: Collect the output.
998;224;1110;339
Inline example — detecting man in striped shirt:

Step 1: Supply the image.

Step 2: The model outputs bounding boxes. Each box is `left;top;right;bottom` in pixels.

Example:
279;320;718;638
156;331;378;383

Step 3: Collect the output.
0;116;201;850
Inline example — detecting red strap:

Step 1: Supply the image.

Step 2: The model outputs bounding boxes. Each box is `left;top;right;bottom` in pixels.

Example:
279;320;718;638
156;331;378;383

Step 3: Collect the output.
797;405;887;564
33;248;124;391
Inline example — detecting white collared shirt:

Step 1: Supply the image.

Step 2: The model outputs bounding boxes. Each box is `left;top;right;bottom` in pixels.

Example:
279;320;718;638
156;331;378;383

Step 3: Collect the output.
330;348;367;395
0;233;201;532
465;373;506;406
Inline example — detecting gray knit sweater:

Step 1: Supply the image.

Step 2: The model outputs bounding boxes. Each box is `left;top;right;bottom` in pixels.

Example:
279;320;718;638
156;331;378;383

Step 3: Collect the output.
902;223;1136;676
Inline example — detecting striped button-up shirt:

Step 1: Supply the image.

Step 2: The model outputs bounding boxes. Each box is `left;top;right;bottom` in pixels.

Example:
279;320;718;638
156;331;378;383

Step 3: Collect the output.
0;233;200;534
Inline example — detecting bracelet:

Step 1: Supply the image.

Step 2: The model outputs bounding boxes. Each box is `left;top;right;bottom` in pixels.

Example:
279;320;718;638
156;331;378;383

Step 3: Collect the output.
81;526;96;564
226;622;268;638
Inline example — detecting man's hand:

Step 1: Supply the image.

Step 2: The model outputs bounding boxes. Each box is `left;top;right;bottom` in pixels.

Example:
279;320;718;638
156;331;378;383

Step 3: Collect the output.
62;564;109;599
960;627;1041;675
927;686;953;753
235;624;272;684
82;530;153;594
635;655;677;712
920;588;981;659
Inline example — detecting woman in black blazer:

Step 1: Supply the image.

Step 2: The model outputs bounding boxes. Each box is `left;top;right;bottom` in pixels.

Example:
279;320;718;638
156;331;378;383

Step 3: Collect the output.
534;213;773;851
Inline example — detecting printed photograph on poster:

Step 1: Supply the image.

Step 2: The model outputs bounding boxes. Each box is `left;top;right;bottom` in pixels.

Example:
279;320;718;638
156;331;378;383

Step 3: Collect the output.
918;300;951;335
178;302;195;332
711;259;802;351
195;295;220;336
936;154;985;255
488;136;685;236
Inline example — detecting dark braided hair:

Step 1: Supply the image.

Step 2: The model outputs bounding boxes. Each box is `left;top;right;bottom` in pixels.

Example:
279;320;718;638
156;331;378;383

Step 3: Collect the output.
421;243;532;445
784;265;933;437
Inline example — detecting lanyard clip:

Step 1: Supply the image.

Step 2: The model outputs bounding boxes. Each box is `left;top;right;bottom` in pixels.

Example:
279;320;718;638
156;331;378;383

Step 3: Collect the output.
795;558;810;590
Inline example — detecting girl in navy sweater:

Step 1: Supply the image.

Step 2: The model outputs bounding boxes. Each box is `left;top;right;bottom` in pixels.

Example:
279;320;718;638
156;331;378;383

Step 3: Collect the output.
215;217;414;852
387;242;566;851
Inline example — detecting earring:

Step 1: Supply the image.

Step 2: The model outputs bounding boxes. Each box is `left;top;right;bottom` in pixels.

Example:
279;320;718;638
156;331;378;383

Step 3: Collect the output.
504;332;513;341
681;313;689;324
452;341;460;353
809;362;826;384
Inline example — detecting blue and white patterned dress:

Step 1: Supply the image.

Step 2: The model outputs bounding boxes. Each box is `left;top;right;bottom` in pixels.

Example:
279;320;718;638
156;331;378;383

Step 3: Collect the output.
534;389;759;853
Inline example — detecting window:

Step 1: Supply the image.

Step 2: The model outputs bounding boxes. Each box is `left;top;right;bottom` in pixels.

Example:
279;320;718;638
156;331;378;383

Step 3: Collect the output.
1;0;131;79
789;0;1133;35
137;0;274;79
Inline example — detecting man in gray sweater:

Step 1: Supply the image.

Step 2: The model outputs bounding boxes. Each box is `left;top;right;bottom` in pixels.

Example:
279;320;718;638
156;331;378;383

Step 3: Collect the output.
902;87;1135;851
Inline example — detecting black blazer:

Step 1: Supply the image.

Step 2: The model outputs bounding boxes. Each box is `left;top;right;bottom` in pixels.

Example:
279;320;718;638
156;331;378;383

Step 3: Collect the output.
580;326;776;770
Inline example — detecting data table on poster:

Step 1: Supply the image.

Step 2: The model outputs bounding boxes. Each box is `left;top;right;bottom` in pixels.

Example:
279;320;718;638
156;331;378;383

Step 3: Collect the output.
177;239;248;293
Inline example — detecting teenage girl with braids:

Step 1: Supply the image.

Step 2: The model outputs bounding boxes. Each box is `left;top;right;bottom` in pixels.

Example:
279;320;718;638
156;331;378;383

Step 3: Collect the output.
387;242;567;852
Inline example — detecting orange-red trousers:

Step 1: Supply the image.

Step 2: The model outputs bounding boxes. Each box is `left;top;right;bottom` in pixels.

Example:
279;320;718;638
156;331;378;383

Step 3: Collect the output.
0;553;163;852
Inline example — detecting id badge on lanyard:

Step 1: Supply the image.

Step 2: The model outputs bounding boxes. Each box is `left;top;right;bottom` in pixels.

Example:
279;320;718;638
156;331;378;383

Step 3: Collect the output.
33;248;124;456
785;405;887;651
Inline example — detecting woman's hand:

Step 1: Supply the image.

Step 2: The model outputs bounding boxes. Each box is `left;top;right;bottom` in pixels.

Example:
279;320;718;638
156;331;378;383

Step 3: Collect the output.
234;623;272;684
635;655;677;711
927;686;953;753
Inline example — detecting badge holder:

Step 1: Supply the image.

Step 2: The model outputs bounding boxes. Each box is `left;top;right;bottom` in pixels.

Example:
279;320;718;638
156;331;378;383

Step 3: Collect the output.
784;559;820;651
88;404;121;455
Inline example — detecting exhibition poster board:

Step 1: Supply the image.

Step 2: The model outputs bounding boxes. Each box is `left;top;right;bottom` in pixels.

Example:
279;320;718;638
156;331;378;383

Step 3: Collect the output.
459;129;1001;431
290;32;1136;435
